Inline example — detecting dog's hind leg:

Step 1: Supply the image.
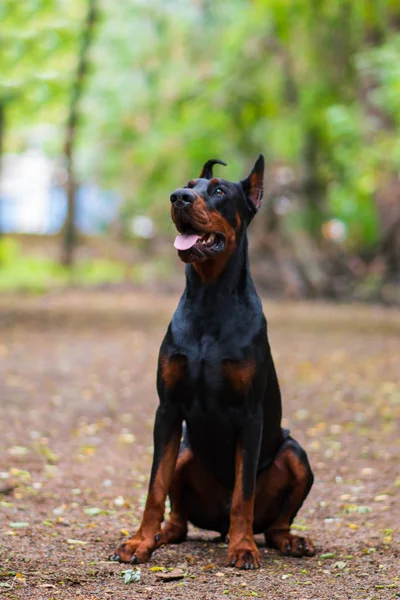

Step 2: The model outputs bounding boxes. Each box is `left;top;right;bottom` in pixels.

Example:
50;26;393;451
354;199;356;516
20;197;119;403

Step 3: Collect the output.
254;438;315;557
161;445;231;544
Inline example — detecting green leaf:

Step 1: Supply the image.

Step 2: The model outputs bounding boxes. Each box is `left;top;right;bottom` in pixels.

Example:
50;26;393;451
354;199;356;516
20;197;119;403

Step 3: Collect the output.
121;568;141;584
83;507;102;516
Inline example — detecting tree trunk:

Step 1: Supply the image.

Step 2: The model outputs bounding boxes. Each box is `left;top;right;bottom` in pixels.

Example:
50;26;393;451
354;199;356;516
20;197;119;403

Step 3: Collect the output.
61;0;97;267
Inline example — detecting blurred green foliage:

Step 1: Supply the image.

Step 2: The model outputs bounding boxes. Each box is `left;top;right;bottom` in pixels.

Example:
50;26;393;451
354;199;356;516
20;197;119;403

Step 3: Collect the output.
1;0;86;147
3;0;400;251
0;238;127;291
0;237;178;292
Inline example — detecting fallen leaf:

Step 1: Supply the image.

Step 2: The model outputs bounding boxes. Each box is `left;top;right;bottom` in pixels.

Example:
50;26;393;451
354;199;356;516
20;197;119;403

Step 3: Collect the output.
67;539;88;545
384;536;392;543
122;568;141;584
114;496;127;507
357;506;371;514
84;507;102;516
8;446;29;457
33;441;58;463
374;495;389;502
320;552;336;559
362;547;376;554
119;432;136;444
155;568;185;581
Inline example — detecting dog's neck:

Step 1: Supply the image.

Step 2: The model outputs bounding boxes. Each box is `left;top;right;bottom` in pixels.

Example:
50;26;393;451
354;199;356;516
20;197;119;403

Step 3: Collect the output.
184;233;255;300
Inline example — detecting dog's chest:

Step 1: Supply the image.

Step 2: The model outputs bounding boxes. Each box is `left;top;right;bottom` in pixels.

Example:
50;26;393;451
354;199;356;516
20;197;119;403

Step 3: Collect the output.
163;301;268;409
170;335;256;414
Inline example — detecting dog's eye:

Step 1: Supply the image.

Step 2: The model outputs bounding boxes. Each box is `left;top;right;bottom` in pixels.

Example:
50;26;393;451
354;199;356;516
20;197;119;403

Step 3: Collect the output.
215;187;225;196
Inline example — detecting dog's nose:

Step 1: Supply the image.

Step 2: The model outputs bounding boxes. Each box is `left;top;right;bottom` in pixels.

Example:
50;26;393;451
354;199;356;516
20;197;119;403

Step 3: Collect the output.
170;189;194;206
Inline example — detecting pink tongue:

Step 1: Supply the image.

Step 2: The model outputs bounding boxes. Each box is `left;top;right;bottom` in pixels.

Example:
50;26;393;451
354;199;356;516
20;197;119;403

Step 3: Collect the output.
174;233;201;251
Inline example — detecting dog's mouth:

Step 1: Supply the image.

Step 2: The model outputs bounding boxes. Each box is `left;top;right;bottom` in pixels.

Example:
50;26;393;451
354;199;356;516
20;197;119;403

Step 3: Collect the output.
174;228;226;262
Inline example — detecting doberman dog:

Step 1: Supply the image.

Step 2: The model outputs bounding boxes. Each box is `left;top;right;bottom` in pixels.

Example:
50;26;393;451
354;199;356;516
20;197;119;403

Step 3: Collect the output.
110;156;315;569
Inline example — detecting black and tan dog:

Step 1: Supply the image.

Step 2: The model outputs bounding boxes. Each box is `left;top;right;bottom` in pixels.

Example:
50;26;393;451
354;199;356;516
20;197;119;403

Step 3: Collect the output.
110;156;315;569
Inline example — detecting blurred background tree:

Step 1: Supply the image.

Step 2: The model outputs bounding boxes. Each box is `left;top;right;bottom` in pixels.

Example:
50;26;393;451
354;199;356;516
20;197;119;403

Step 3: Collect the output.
1;0;400;301
1;0;86;156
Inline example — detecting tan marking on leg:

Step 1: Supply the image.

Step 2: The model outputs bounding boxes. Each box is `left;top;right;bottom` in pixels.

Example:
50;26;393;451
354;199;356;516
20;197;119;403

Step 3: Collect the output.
160;355;186;389
113;428;182;563
227;445;260;569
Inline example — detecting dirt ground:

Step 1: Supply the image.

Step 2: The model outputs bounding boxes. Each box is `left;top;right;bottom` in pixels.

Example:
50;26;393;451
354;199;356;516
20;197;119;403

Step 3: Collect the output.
0;291;399;600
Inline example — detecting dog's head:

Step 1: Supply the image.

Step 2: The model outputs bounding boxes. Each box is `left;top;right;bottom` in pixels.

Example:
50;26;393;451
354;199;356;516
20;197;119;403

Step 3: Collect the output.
170;155;264;273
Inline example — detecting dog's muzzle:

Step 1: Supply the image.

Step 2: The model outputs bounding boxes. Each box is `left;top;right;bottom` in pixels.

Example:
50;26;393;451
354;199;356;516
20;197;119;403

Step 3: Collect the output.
170;188;196;209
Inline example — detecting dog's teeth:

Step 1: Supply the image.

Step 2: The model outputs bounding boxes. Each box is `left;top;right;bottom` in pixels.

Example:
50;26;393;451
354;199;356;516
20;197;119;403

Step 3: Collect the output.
209;233;215;243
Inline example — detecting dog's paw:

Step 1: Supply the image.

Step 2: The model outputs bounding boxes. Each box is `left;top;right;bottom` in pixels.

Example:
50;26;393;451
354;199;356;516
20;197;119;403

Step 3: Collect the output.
266;531;315;557
158;521;188;545
226;537;261;570
109;530;159;564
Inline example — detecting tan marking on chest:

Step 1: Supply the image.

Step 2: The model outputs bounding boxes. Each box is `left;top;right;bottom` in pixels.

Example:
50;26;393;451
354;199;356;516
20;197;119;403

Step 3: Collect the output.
223;360;256;394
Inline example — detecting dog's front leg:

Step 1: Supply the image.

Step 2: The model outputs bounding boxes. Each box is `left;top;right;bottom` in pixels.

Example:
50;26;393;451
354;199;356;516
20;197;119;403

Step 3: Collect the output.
111;405;182;564
227;413;262;570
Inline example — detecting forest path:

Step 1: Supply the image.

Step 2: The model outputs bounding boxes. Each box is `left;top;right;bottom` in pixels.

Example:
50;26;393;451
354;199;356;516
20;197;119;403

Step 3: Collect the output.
0;291;399;599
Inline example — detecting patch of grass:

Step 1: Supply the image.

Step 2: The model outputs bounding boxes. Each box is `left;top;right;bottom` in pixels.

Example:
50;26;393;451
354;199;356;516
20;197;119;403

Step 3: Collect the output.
0;238;128;293
72;259;127;286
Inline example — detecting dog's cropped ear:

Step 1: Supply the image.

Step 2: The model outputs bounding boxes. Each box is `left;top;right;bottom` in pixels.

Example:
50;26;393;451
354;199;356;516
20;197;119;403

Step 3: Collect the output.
240;154;264;213
200;159;227;179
